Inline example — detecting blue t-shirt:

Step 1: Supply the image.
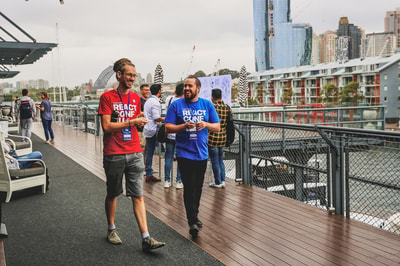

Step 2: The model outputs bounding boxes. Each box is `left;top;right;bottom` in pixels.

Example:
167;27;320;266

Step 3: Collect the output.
40;100;53;120
165;97;220;160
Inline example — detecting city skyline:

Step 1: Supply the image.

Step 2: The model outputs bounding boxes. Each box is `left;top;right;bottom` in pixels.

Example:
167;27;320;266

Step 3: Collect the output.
1;0;399;88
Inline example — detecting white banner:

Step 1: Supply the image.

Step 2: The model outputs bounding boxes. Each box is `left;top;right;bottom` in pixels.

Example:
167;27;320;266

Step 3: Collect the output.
198;75;232;106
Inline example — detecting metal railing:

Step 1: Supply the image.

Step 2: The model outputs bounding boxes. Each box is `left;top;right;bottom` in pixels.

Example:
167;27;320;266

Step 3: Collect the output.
231;105;386;130
49;104;399;233
225;120;400;233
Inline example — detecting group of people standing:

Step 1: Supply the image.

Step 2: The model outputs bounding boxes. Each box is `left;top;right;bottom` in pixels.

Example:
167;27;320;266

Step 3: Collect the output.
97;57;233;252
13;89;55;144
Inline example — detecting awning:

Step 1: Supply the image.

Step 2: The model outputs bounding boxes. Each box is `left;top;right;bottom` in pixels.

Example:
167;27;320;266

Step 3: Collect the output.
0;41;57;65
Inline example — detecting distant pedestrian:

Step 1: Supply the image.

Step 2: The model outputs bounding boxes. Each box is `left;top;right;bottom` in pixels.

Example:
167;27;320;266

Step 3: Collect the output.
98;58;165;251
143;84;164;182
208;88;232;188
163;83;184;189
165;76;220;237
17;89;36;139
138;84;150;158
36;92;55;144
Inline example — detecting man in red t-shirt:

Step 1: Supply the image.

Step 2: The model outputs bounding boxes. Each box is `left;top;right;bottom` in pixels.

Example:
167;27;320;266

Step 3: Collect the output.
98;58;165;252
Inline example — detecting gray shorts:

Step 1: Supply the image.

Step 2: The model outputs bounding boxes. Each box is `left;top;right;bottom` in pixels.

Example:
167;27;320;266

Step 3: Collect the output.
103;153;145;197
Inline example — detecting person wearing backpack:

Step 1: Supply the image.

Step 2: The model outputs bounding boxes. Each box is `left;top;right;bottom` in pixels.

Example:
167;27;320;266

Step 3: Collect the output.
208;88;232;188
17;89;36;139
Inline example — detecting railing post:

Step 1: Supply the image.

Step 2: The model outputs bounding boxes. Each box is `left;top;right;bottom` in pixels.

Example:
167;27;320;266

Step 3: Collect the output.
331;133;345;215
239;123;251;185
83;107;88;132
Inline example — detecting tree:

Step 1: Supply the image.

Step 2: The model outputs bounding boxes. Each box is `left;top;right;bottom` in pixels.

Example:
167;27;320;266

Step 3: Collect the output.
318;83;338;105
280;84;293;104
339;81;364;106
192;70;206;78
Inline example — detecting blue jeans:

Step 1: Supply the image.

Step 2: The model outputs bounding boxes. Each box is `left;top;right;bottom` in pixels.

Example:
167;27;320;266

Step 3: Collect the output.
42;119;55;141
164;139;181;182
17;151;43;169
208;146;225;185
145;134;157;177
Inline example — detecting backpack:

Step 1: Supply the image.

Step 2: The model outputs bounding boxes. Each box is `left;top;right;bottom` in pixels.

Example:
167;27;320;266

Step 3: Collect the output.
157;123;167;143
225;105;235;147
20;100;33;119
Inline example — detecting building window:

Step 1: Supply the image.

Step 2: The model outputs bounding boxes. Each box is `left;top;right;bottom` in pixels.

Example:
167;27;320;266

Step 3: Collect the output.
384;97;387;102
384;74;388;80
384;86;388;91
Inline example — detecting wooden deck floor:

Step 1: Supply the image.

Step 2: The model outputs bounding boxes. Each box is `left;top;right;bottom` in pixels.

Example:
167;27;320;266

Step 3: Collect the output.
32;123;400;265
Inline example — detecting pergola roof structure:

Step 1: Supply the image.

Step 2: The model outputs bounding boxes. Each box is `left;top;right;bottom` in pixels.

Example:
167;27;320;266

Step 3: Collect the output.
0;11;57;79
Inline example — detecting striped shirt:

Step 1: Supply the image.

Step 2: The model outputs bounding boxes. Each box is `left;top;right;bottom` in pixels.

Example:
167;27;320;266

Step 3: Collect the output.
208;100;232;147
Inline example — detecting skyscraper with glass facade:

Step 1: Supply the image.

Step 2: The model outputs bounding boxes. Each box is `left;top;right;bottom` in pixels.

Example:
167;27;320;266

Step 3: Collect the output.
253;0;312;71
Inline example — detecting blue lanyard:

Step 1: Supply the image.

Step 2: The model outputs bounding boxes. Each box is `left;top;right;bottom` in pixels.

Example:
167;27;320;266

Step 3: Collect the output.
117;90;130;119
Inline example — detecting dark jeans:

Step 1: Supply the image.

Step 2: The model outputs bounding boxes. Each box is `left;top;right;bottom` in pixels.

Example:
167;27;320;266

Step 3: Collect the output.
177;157;207;226
42;119;55;141
145;134;157;177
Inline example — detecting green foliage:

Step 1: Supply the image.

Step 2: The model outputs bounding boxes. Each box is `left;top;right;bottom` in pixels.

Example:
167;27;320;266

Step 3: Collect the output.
214;68;240;79
192;70;206;78
6;87;81;103
280;84;293;104
186;68;242;80
339;81;364;106
318;83;338;104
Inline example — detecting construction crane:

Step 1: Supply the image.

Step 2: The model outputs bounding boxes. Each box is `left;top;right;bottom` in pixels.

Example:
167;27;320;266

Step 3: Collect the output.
181;45;196;80
212;59;220;76
379;37;391;57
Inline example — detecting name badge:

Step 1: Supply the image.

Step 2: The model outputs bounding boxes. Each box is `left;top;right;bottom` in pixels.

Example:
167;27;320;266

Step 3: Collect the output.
122;127;132;141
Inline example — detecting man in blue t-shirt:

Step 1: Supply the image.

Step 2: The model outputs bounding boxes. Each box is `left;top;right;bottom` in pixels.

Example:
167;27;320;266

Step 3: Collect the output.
165;76;220;237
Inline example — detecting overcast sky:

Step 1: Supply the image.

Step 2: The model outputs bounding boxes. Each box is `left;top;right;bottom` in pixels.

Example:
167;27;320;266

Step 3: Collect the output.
2;0;399;88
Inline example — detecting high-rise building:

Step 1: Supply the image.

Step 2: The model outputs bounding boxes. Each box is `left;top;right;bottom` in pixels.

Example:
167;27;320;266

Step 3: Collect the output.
319;31;337;64
336;17;362;61
253;0;269;71
384;8;400;49
253;0;312;71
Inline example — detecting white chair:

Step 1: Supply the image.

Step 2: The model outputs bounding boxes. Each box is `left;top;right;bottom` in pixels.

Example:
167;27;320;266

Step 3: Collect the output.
5;134;32;156
0;130;47;203
6;117;19;135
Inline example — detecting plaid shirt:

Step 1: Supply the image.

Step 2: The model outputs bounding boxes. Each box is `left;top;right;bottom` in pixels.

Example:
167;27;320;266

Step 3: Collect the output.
208;100;232;147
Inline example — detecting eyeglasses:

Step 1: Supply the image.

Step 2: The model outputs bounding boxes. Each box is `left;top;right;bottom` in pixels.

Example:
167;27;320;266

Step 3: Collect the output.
124;73;137;78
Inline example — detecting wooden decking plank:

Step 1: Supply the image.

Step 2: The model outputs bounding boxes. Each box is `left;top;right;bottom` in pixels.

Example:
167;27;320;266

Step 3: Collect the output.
30;123;400;266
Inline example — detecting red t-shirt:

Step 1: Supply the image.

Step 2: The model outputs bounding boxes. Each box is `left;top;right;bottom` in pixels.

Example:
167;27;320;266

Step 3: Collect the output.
98;89;142;155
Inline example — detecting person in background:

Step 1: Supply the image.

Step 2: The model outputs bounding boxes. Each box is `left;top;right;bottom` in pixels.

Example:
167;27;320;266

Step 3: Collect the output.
98;58;165;252
17;89;36;139
208;88;232;188
138;84;150;159
163;83;184;189
13;96;19;120
36;92;55;144
165;76;220;237
143;84;164;182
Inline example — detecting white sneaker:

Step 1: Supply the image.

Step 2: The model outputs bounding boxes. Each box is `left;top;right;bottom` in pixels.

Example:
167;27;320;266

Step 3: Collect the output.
164;181;171;188
209;183;223;188
175;181;183;189
221;181;226;188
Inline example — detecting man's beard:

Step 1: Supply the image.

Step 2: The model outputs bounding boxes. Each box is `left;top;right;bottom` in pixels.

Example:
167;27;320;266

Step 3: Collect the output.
184;90;197;101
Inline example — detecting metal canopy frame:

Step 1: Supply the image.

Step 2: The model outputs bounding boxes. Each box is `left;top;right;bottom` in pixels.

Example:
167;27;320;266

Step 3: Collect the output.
0;11;57;79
